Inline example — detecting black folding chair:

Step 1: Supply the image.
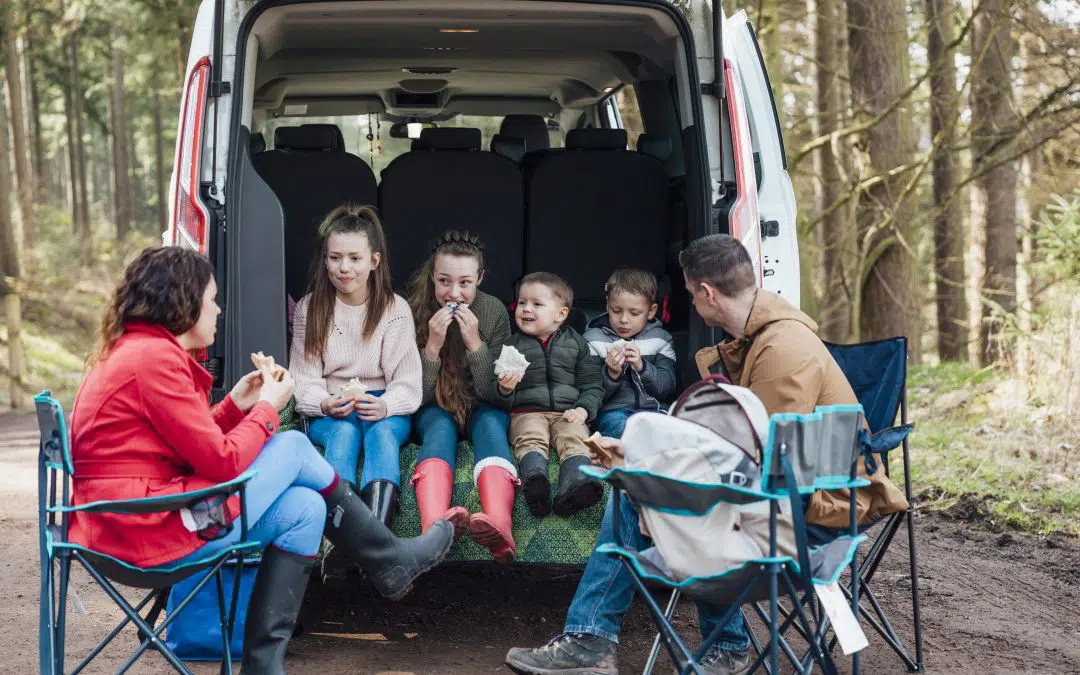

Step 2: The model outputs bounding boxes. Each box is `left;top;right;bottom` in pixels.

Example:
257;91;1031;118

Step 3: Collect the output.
823;337;924;672
36;391;260;674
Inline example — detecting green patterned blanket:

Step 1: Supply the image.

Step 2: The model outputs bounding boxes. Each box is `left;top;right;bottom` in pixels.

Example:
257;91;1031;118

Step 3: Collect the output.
278;400;607;566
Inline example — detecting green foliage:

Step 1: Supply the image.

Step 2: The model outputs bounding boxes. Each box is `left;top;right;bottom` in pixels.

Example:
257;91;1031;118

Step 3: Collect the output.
1035;190;1080;280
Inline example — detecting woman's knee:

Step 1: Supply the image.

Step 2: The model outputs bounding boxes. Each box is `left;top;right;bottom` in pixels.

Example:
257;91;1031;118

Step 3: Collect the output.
367;416;411;447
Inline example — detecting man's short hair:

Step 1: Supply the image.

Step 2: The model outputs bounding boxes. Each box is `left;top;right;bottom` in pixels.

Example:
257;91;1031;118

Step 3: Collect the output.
604;268;658;303
678;234;756;298
521;271;574;308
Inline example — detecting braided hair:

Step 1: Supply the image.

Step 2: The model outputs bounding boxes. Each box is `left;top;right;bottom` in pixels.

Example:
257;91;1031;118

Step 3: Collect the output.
407;231;486;429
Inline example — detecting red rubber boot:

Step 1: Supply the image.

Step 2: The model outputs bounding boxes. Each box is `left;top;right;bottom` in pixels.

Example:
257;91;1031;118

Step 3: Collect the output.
411;458;469;537
468;461;519;564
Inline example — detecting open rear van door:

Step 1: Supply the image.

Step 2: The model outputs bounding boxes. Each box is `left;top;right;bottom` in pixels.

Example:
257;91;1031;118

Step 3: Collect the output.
727;10;800;305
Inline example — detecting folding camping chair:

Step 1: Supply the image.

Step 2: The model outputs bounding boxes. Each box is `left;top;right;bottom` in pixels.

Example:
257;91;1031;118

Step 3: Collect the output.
823;337;924;672
36;391;261;674
587;403;872;675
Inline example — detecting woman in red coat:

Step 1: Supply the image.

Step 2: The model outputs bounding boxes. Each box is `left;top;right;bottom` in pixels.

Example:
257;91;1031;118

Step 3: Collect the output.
71;247;454;673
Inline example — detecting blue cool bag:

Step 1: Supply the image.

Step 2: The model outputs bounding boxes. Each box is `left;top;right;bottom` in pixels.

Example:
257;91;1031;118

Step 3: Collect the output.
164;558;260;661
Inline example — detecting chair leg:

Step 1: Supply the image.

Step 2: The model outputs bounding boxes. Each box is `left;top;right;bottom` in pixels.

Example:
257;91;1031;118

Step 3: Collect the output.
905;504;925;671
216;571;232;674
643;589;680;675
56;555;71;674
40;552;56;675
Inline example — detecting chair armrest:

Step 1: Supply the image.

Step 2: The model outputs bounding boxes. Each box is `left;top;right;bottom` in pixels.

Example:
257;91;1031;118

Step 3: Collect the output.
51;469;258;515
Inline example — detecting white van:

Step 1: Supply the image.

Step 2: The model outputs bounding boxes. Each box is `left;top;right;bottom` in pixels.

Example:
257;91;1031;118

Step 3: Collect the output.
167;0;798;398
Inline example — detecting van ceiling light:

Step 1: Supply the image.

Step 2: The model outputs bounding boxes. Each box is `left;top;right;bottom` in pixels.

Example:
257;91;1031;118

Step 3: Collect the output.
439;28;479;33
603;87;614;94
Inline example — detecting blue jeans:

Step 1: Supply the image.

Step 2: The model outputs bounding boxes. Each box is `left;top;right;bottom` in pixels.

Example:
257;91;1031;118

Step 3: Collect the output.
308;390;412;488
564;491;749;652
594;409;635;439
414;403;513;466
172;430;336;561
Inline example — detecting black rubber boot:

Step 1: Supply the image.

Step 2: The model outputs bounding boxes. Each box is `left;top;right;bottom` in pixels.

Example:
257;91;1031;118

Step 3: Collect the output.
360;479;400;529
240;547;314;675
518;451;552;518
323;479;453;601
552;455;603;517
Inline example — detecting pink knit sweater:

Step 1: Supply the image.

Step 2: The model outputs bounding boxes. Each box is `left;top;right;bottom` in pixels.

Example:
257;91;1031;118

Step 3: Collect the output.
289;293;423;418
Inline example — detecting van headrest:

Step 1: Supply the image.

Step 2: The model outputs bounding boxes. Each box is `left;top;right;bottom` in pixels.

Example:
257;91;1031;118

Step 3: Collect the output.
567;128;628;150
419;127;482;150
250;132;266;155
490;134;526;163
274;125;343;151
499;114;550;152
637;134;672;161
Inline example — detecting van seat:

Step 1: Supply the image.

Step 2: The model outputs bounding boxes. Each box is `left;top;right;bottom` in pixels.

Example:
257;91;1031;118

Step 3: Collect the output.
379;128;524;302
499;114;551;154
253;124;377;303
524;128;669;309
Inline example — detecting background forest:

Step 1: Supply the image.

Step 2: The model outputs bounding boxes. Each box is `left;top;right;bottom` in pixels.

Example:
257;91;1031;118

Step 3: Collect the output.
0;0;1077;534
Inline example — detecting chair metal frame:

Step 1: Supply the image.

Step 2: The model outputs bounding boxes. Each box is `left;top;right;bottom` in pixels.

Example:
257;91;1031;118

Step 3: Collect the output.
36;391;260;675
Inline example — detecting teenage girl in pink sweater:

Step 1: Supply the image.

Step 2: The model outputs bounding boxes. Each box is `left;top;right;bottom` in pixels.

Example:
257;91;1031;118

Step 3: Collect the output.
290;204;422;527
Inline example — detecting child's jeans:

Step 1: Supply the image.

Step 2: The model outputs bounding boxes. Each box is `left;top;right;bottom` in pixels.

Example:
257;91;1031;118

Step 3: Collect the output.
509;411;590;462
593;409;635;439
171;430;336;561
308;390;411;488
415;403;513;466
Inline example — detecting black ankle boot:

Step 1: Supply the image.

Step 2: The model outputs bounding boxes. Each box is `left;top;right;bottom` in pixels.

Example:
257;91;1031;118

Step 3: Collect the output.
240;547;313;675
323;479;453;601
360;479;400;529
552;455;603;517
518;451;552;518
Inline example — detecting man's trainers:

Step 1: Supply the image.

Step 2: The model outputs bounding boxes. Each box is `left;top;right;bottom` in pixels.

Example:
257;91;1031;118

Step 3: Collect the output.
698;643;750;675
505;632;618;674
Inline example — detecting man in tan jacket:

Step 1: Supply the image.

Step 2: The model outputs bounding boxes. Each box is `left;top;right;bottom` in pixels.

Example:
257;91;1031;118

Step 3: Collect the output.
684;234;907;527
505;235;905;675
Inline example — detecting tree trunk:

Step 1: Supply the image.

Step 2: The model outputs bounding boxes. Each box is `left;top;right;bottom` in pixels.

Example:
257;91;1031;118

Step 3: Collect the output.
71;36;90;237
847;0;919;359
62;69;80;232
2;1;35;248
24;15;45;201
0;85;25;409
816;0;849;341
153;87;168;233
111;25;132;242
971;0;1017;366
926;0;967;361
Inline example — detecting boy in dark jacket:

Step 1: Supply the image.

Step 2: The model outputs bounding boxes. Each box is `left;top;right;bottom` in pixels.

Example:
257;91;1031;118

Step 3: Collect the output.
487;272;605;518
583;268;678;438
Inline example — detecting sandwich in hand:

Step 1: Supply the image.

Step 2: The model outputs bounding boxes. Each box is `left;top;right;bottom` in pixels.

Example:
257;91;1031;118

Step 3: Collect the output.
250;351;286;382
339;378;368;396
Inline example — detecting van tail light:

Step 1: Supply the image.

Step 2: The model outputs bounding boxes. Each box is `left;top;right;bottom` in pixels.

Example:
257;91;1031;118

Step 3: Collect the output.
171;56;211;253
723;59;763;283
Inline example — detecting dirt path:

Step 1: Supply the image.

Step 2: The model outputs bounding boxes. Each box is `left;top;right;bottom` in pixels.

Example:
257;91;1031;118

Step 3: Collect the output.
3;411;1078;674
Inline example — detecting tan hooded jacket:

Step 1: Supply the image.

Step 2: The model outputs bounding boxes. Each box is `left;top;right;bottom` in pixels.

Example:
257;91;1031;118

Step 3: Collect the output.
695;290;908;528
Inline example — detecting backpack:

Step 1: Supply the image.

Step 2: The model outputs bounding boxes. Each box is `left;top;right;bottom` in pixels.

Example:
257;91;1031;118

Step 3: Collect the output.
621;377;798;583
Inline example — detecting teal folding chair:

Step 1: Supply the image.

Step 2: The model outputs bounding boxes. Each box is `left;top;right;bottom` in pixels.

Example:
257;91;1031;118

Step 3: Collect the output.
36;391;261;674
589;403;871;675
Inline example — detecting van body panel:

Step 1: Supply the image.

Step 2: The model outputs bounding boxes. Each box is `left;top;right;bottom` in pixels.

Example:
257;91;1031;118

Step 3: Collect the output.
727;10;799;305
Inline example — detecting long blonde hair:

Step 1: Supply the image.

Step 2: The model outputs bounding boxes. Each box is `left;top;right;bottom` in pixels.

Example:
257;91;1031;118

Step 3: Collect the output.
303;204;394;362
407;231;485;428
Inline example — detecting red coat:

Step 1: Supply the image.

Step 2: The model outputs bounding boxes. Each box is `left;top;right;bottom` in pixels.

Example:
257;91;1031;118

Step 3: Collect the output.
70;322;280;567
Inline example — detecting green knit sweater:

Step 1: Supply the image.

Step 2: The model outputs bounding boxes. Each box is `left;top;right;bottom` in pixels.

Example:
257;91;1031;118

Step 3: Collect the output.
418;290;511;406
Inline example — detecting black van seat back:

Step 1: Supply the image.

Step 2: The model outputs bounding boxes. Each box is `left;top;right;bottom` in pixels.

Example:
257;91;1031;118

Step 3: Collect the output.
499;114;551;153
524;128;668;309
253;124;378;302
379;128;524;302
637;133;673;162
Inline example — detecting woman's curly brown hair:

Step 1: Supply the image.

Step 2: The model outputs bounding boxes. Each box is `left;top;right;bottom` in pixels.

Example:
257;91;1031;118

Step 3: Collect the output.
407;230;485;429
88;246;214;366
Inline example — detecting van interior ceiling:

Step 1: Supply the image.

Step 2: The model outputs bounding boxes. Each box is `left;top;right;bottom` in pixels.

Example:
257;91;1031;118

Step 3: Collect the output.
230;0;709;387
